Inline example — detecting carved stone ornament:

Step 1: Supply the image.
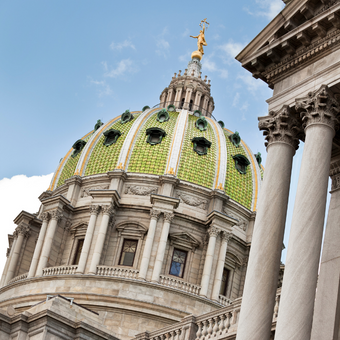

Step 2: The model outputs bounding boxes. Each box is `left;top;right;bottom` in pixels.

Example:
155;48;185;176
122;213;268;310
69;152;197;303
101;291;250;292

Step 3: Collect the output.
50;210;63;222
258;105;302;150
295;85;340;132
81;185;109;198
177;191;208;210
41;212;50;222
13;224;31;238
64;219;72;231
125;185;158;196
221;231;232;243
164;212;175;223
109;215;116;228
89;205;100;215
101;205;114;216
150;209;161;220
330;160;340;191
207;226;220;238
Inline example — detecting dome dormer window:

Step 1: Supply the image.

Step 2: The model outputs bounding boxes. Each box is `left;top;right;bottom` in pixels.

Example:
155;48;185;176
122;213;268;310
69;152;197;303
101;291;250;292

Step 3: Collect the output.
192;137;211;155
167;104;176;112
94;119;104;131
71;139;87;158
193;110;202;117
255;152;262;165
229;131;241;147
195;117;208;131
142;105;150;112
121;110;134;124
232;154;250;174
146;127;167;145
103;129;122;147
157;109;170;123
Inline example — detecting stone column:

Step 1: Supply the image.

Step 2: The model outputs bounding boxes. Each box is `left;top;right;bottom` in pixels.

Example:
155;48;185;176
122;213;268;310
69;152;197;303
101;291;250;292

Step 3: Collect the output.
76;205;100;274
0;239;16;287
311;161;340;340
236;105;301;340
275;85;339;340
194;91;202;110
88;204;114;274
200;226;220;297
183;88;193;110
151;212;174;282
211;231;232;301
166;88;174;107
27;212;50;278
174;88;183;109
202;96;209;115
5;224;31;284
36;210;63;276
138;209;161;280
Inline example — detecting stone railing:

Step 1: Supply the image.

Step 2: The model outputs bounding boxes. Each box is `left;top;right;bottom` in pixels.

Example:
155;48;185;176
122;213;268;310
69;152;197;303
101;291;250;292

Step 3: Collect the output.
8;272;28;284
159;275;201;295
218;295;232;306
96;266;139;279
133;290;282;340
42;265;78;276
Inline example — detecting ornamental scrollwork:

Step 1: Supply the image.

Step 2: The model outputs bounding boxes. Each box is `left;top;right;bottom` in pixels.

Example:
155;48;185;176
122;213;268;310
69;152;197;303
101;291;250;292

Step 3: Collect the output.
40;212;50;222
164;212;175;223
89;205;100;215
101;205;114;216
125;185;158;196
150;209;161;220
207;226;220;238
295;85;340;131
221;231;232;243
81;185;109;198
64;219;72;231
13;224;31;238
177;191;208;210
330;160;340;191
258;105;302;150
50;210;63;222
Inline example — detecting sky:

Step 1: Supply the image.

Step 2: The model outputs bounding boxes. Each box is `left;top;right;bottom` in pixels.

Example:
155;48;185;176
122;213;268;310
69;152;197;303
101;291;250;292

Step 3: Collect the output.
0;0;330;273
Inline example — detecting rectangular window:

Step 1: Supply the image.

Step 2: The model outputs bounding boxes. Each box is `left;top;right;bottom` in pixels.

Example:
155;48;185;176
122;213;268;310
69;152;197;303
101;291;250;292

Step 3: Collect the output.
73;239;84;265
219;268;230;296
119;239;138;266
169;248;187;278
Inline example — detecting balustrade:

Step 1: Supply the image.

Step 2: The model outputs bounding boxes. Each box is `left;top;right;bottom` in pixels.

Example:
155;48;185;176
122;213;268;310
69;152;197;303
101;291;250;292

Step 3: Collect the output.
159;275;201;295
96;266;139;279
8;272;28;284
218;295;232;306
42;265;78;276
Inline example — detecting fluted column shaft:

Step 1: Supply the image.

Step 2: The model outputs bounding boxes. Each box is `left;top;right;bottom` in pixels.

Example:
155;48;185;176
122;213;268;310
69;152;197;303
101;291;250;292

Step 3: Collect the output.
36;210;62;276
28;213;50;278
311;166;340;340
275;85;338;340
5;224;30;284
139;209;161;280
211;231;232;301
76;205;100;274
236;105;300;340
88;205;114;274
151;212;174;282
200;227;220;297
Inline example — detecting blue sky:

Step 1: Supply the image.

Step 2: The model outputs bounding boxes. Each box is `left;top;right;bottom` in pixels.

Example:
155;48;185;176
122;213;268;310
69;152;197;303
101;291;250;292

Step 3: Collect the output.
1;0;327;270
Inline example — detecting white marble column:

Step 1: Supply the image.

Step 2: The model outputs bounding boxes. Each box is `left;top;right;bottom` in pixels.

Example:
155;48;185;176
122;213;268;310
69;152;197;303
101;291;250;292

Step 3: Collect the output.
275;85;338;340
151;212;174;282
76;205;100;274
138;209;161;280
211;231;232;301
200;226;220;297
36;210;63;276
236;106;300;340
28;212;50;278
5;224;31;284
88;205;114;275
0;238;16;287
183;89;193;110
311;162;340;340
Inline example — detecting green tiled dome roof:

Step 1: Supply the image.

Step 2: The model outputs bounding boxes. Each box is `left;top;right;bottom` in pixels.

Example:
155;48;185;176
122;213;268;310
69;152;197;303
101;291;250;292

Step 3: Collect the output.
50;109;262;211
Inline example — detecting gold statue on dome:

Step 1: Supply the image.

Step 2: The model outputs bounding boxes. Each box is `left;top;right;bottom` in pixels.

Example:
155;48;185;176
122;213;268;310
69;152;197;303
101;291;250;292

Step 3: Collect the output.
190;19;209;58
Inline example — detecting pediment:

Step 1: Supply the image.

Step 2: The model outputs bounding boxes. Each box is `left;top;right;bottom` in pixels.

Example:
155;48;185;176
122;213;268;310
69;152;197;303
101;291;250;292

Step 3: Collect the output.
70;222;88;236
169;232;201;251
115;221;147;239
237;0;340;86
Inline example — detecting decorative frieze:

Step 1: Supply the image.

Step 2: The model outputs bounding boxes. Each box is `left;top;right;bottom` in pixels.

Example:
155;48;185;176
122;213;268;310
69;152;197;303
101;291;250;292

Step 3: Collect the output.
80;185;109;198
258;105;302;150
125;185;158;196
295;85;340;131
176;191;208;210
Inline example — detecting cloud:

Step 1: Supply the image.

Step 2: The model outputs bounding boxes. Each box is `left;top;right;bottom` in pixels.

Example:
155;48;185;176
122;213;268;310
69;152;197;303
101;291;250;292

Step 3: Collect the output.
156;38;170;58
182;28;190;38
233;93;240;107
237;72;266;94
202;56;228;79
0;173;53;272
103;59;137;78
110;40;135;51
90;79;113;97
245;0;284;20
219;41;246;62
179;52;191;63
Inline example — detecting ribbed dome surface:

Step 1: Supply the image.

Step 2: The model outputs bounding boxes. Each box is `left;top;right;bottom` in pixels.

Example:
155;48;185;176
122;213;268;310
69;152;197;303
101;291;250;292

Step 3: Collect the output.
50;108;263;211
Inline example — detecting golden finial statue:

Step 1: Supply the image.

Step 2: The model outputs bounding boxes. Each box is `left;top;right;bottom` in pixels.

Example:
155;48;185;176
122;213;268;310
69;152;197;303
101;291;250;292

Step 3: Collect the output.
190;19;209;60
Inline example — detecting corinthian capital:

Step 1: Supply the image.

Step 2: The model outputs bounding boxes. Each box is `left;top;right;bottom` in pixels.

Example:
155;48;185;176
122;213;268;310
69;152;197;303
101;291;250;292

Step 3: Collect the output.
221;231;232;243
89;205;100;215
258;105;302;151
295;85;340;131
50;210;63;222
207;226;220;238
150;209;161;220
102;204;114;216
40;212;50;222
164;212;175;223
13;224;31;238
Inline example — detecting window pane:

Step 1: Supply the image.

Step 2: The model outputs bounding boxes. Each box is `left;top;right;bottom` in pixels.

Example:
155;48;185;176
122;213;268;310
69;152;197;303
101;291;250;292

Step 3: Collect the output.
220;268;230;296
119;239;138;266
73;239;84;265
169;249;187;277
